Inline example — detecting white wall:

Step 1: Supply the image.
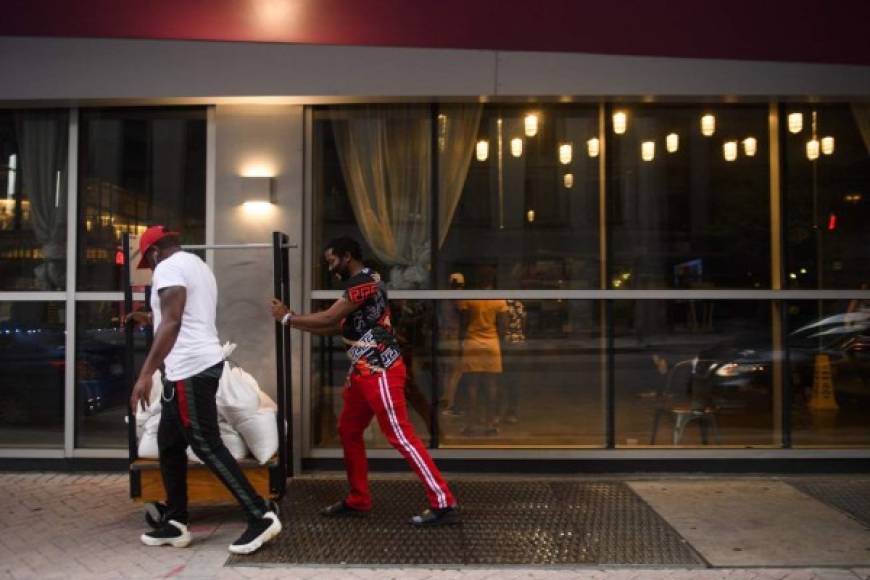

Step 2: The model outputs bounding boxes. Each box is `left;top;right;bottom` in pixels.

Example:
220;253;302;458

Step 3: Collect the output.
2;37;870;102
212;105;303;442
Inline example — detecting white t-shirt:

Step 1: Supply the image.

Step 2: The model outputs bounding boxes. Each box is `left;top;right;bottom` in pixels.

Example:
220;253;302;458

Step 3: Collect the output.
151;251;224;381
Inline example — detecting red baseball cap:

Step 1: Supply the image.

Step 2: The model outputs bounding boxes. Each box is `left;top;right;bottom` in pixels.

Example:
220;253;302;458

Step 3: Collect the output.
137;225;180;269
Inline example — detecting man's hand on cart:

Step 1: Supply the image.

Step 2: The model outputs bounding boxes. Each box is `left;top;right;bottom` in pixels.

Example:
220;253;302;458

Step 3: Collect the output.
125;309;153;326
270;298;295;323
130;375;153;414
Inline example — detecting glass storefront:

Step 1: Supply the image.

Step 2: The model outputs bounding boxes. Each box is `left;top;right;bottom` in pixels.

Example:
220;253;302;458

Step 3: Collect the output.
310;101;869;452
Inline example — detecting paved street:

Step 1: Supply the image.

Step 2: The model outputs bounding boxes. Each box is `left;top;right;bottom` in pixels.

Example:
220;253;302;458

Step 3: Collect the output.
0;472;869;580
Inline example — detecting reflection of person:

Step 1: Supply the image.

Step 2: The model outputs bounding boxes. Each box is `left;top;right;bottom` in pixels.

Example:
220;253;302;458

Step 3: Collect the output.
439;273;465;416
457;270;508;435
271;236;458;526
129;226;281;555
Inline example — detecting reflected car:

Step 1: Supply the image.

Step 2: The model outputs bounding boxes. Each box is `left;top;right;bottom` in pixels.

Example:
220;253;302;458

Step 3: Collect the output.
0;323;130;425
692;312;870;411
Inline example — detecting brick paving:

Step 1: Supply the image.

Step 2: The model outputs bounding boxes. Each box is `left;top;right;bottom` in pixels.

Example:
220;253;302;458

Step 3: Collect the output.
0;472;868;580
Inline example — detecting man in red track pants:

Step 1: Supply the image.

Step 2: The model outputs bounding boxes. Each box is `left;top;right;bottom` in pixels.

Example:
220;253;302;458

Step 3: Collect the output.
270;236;458;526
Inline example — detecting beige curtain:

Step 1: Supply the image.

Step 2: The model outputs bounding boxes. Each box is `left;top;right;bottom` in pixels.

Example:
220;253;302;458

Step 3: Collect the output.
438;104;483;247
333;104;482;288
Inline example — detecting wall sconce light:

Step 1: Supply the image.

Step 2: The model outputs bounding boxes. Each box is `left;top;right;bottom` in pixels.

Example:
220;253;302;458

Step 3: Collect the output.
806;138;820;161
742;136;757;157
613;111;627;135
240;176;275;214
563;173;574;189
666;133;679;153
701;114;716;137
437;113;448;152
821;136;835;155
524;114;539;137
526;209;536;223
788;112;803;134
510;137;523;157
558;143;573;165
587;137;600;158
723;141;738;161
641;140;655;162
476;139;489;161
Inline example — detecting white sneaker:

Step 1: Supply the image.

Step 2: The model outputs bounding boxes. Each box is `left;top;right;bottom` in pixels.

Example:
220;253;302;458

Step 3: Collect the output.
228;511;282;555
140;519;192;548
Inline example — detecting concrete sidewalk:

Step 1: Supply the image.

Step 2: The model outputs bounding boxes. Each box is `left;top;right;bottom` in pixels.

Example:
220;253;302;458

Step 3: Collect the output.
0;472;868;580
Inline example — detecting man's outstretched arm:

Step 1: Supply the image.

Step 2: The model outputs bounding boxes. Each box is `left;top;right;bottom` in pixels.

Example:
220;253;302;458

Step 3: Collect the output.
270;297;358;335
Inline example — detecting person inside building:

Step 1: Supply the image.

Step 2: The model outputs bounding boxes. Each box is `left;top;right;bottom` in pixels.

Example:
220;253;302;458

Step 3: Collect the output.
129;225;281;554
270;236;459;526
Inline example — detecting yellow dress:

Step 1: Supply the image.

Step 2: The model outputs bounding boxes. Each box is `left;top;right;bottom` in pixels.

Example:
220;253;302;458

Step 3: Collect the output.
457;299;508;373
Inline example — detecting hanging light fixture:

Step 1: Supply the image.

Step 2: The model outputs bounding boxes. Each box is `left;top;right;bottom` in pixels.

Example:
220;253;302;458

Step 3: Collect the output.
526;209;535;223
563;173;574;189
723;141;738;161
821;136;835;155
701;114;716;137
742;137;757;157
587;137;600;158
788;112;803;134
437;113;447;152
641;141;655;162
613;111;627;134
806;138;820;161
476;139;489;161
510;137;523;158
524;114;538;137
558;143;573;165
666;133;679;153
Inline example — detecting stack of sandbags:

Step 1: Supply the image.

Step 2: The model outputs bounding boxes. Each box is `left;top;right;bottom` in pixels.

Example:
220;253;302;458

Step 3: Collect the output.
215;359;279;465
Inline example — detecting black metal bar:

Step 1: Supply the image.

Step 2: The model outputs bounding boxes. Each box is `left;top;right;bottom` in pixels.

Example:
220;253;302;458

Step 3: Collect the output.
281;233;293;481
777;104;792;449
273;232;292;492
603;103;616;450
122;234;137;471
429;103;440;448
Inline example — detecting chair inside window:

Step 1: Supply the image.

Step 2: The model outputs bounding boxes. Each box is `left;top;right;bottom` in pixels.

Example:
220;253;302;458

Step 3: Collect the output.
649;357;720;445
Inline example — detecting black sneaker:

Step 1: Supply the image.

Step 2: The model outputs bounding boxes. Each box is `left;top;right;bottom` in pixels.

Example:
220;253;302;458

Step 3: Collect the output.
320;500;367;517
228;512;281;555
144;501;167;529
410;506;460;527
140;519;191;548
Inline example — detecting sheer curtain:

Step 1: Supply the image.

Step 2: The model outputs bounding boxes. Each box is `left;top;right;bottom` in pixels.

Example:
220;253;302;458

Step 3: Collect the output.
851;104;870;156
16;111;68;290
332;104;481;288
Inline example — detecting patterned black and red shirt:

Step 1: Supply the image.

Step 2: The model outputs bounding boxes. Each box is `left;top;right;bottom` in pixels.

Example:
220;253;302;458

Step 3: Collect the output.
341;268;402;374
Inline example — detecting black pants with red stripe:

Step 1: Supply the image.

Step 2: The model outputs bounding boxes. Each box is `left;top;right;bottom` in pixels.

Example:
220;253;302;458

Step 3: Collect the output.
158;361;268;524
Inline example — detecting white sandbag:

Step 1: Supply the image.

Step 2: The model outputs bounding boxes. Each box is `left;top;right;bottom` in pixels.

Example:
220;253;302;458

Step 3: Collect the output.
235;409;278;464
221;341;237;359
138;431;159;459
258;389;277;412
186;421;249;463
216;363;259;425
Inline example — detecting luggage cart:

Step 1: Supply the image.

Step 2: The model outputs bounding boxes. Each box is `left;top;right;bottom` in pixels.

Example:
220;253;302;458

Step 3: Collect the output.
122;232;294;516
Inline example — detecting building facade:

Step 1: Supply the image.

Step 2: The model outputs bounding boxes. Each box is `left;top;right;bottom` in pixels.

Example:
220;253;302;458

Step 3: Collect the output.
1;1;869;471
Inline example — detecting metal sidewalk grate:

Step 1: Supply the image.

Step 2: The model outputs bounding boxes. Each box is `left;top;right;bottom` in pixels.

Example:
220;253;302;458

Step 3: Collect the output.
227;478;704;567
789;478;870;528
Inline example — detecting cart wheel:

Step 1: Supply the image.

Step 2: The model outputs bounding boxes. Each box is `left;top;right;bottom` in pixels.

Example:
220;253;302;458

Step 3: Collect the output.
144;501;167;529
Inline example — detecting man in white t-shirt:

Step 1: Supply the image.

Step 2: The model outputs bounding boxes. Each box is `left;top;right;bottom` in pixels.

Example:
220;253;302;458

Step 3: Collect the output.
129;226;281;555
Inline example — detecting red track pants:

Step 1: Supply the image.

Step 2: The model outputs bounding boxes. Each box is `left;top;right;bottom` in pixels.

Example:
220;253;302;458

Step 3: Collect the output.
338;361;455;511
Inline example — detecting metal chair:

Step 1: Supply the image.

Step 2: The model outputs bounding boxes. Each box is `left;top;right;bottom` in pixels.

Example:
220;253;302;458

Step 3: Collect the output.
649;358;720;445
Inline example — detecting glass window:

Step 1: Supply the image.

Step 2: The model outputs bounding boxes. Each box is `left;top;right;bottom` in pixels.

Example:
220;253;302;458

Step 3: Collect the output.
438;105;601;290
0;301;65;447
788;299;870;446
75;301;148;448
608;105;770;289
77;107;207;291
614;299;776;447
0;110;69;291
783;104;870;289
311;298;604;448
312;105;435;290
